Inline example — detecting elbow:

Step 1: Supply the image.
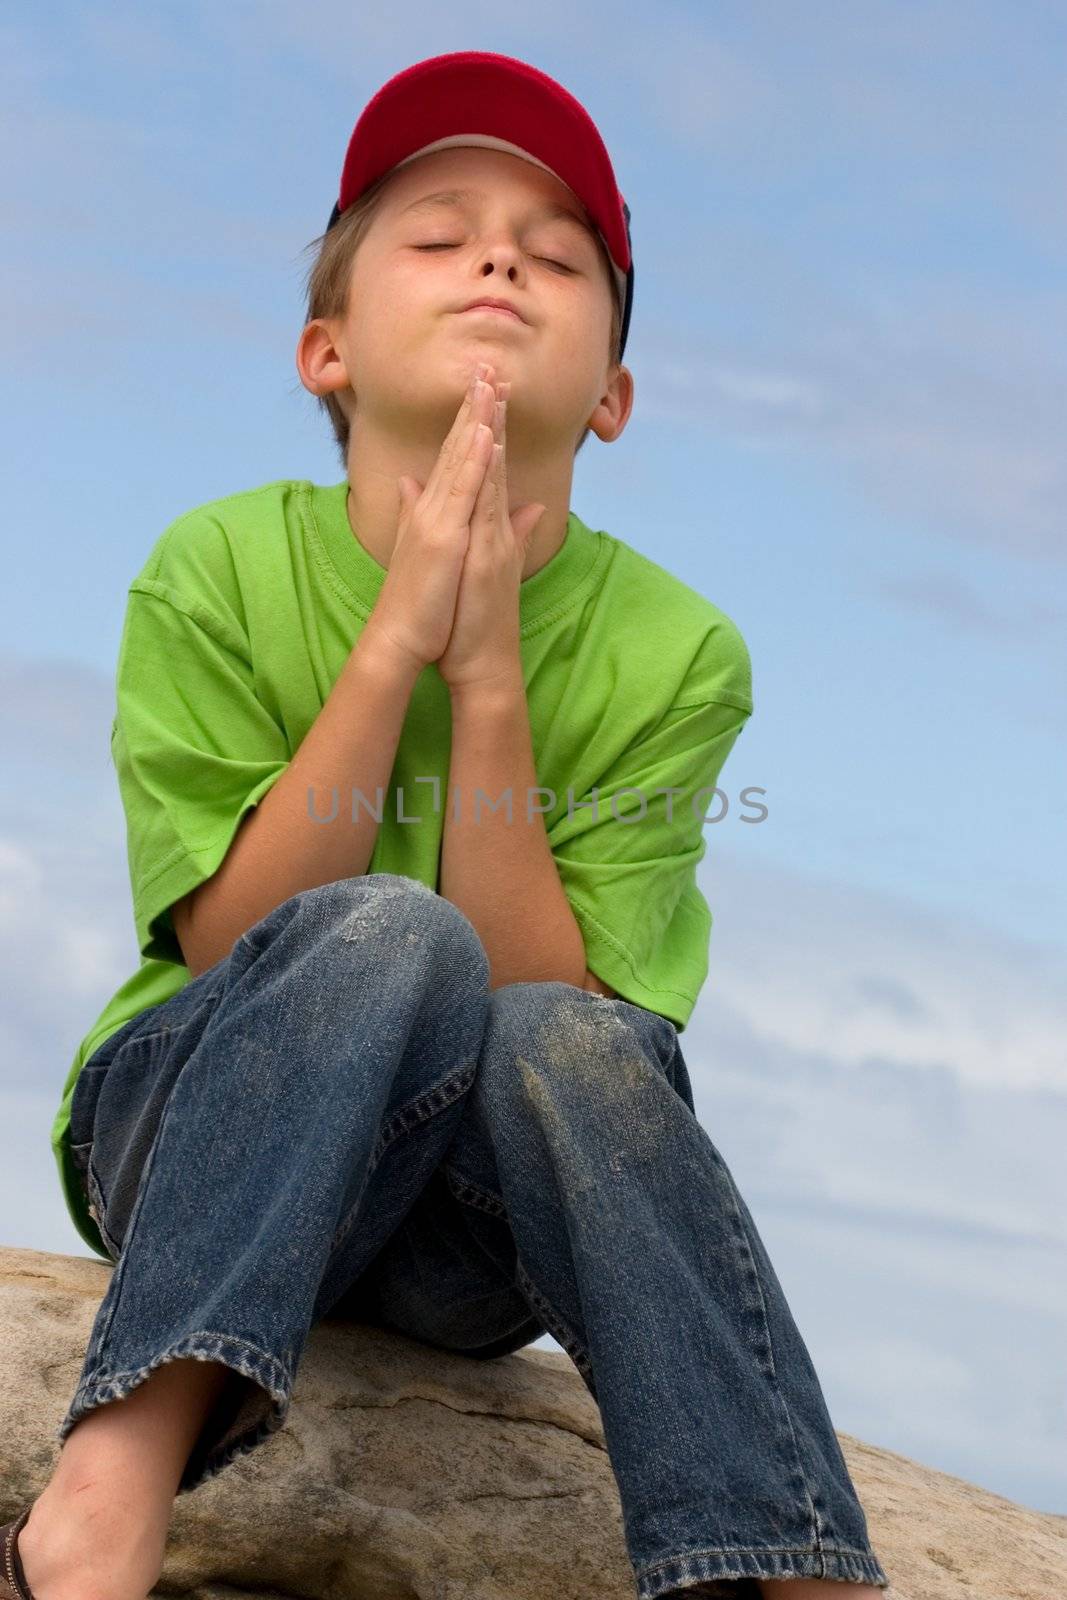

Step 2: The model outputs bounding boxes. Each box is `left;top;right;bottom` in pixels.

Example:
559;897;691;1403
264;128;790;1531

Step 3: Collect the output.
171;888;214;978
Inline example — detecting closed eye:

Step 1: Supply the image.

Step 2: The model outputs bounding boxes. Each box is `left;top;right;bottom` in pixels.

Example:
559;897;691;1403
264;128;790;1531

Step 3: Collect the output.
413;243;573;273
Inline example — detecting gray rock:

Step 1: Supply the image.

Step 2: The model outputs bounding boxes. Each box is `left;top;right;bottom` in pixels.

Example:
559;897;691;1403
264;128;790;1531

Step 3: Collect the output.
1;1246;1064;1598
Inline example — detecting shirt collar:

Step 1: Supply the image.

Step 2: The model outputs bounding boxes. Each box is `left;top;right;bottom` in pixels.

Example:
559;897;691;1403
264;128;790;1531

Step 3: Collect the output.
307;479;604;632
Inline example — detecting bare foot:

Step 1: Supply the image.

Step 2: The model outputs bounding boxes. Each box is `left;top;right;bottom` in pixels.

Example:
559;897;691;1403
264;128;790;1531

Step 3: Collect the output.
760;1583;885;1597
15;1489;169;1600
18;1355;235;1600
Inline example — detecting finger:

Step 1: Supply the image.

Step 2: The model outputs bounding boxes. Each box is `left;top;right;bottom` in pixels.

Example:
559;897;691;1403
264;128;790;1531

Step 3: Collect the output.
453;377;496;463
474;391;507;528
493;396;508;532
454;422;496;516
470;434;503;547
424;370;490;481
458;363;492;421
457;365;497;429
492;441;506;524
423;383;495;515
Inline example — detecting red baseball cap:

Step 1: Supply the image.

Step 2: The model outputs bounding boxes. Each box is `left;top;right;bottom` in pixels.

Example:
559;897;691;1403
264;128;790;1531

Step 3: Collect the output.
324;50;634;361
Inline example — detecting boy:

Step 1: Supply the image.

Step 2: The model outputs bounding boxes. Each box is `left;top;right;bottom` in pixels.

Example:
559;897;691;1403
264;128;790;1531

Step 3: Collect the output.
13;50;889;1600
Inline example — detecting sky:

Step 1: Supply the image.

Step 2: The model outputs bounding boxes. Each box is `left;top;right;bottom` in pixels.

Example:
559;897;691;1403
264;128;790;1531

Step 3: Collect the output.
2;0;1066;1518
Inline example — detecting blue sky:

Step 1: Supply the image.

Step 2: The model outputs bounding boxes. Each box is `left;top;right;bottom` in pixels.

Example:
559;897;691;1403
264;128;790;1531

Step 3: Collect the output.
3;2;1065;1516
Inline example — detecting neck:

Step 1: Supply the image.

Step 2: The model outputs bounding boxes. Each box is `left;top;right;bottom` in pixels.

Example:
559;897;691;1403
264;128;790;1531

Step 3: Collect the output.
343;411;573;581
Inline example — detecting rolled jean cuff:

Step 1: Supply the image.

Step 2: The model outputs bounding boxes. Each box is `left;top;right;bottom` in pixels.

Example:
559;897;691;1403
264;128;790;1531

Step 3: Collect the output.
635;1542;891;1597
55;1330;291;1495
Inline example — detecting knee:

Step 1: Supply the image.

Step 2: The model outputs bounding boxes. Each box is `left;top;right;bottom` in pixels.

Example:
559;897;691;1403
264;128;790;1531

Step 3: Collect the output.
297;875;490;986
486;980;679;1089
484;985;694;1173
490;978;668;1040
487;980;624;1072
490;979;585;1028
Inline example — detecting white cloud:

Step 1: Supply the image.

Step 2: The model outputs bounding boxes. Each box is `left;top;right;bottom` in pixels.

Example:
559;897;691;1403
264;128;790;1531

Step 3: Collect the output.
693;850;1067;1092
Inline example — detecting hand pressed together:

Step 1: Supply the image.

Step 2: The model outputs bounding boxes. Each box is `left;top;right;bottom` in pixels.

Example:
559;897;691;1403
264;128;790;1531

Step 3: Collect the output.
366;361;546;689
430;364;546;692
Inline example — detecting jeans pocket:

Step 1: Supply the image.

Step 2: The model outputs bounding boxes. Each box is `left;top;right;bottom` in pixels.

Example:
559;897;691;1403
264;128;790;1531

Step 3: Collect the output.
69;1059;109;1154
85;1151;121;1261
72;974;224;1139
69;1137;93;1186
76;988;218;1258
86;1026;177;1238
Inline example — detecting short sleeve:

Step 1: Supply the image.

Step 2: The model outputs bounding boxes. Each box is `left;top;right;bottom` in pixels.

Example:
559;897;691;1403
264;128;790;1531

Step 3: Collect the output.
112;579;291;965
547;694;750;1031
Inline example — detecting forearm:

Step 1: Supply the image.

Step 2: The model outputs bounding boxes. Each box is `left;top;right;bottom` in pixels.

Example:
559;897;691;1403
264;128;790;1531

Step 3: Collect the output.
178;624;421;975
441;678;589;990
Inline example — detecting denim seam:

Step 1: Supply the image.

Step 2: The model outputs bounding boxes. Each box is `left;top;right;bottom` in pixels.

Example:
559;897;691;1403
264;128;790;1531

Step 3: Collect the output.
716;1160;826;1559
57;1331;292;1496
329;1061;479;1253
72;1329;290;1390
370;1059;479;1164
86;1156;122;1262
639;1541;884;1570
83;1052;198;1347
514;1255;596;1393
441;1163;508;1219
633;1541;889;1597
119;1027;173;1047
85;987;223;1068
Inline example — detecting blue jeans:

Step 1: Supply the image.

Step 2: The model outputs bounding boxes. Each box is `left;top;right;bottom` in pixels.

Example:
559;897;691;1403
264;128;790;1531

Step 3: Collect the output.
62;874;889;1597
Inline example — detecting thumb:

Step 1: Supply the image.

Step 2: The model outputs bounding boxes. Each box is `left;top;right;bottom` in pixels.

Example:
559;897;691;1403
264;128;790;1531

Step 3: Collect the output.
396;475;422;520
513;502;548;556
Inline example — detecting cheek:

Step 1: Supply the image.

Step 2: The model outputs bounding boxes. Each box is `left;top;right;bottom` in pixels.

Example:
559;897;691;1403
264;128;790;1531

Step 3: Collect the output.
391;264;453;338
352;252;426;315
553;300;610;373
346;277;419;353
550;282;604;335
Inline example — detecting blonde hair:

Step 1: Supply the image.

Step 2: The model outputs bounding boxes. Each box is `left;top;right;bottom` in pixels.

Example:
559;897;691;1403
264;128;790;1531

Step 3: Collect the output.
297;170;623;471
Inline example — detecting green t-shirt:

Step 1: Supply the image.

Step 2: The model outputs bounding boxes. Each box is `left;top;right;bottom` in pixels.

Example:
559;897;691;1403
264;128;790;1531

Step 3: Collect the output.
53;478;753;1259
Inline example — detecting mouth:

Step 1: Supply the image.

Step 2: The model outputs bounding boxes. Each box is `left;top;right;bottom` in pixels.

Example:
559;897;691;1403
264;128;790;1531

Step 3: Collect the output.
458;302;526;324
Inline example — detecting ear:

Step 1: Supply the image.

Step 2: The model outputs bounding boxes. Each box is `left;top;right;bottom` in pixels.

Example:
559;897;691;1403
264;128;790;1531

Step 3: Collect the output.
296;318;349;398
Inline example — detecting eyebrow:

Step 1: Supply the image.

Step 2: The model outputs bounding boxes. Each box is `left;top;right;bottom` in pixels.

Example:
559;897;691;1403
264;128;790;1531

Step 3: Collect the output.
398;187;598;241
